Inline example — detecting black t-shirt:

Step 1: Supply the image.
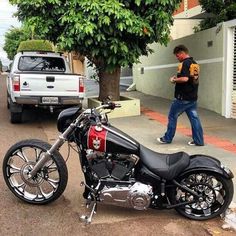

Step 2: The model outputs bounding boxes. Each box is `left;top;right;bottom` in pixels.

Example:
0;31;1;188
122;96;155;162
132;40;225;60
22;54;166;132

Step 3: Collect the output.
174;57;199;101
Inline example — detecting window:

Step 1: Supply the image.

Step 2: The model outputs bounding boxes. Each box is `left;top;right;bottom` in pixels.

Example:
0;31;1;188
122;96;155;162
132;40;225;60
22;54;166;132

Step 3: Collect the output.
18;56;66;72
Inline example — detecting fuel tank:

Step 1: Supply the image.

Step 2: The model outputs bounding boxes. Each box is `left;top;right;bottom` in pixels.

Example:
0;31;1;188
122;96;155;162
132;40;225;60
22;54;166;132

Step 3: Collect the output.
84;125;140;155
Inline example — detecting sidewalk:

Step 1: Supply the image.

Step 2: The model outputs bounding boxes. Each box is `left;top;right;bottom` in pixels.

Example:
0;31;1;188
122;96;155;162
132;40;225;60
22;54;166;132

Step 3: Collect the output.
110;90;236;202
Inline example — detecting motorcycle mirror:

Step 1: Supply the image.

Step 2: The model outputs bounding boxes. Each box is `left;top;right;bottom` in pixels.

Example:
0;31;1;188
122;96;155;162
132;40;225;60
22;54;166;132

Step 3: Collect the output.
107;95;112;101
102;95;113;105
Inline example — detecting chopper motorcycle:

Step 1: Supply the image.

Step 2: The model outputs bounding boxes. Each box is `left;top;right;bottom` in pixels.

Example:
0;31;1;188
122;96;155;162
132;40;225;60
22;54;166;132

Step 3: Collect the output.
2;101;234;224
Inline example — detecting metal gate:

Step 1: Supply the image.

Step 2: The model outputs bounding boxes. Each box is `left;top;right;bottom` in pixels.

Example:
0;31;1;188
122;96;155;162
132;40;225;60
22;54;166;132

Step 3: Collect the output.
232;27;236;118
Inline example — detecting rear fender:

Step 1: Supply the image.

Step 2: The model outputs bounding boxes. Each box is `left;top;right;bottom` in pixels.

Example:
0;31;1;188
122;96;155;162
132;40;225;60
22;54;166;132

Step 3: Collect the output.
180;155;234;179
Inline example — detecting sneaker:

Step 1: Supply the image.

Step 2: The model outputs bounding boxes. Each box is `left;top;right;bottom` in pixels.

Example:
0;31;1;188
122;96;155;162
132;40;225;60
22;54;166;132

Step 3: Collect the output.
187;141;204;146
157;137;169;144
188;141;196;146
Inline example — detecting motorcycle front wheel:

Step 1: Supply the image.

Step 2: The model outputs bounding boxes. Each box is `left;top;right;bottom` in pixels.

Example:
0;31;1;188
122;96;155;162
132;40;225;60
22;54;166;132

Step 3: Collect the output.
2;139;68;204
169;170;233;220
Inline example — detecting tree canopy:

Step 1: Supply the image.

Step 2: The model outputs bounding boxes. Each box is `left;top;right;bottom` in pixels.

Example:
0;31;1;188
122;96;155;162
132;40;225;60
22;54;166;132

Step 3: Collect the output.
3;27;28;60
197;0;236;31
11;0;181;71
3;25;43;60
10;0;181;100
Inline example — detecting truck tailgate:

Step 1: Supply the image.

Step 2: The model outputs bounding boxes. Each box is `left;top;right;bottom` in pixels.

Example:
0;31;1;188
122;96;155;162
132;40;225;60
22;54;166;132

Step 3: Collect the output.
19;73;84;97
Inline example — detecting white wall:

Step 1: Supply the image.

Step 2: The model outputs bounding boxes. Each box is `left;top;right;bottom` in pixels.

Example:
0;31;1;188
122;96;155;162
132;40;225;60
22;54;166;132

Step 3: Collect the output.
222;19;236;118
170;19;200;40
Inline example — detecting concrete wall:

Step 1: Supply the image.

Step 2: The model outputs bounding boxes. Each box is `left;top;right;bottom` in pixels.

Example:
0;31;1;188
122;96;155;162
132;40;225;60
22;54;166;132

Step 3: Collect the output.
222;19;236;118
170;19;200;39
133;25;224;114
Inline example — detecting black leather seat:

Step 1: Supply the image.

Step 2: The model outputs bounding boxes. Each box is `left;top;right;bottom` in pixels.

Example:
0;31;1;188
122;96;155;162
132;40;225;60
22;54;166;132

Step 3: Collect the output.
139;145;190;180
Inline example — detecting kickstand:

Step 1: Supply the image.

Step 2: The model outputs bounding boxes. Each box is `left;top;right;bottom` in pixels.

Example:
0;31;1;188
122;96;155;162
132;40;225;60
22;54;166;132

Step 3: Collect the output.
80;201;97;224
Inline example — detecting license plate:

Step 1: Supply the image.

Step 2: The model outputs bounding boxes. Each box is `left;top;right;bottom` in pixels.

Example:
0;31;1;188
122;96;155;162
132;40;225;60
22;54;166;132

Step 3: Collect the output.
42;97;59;104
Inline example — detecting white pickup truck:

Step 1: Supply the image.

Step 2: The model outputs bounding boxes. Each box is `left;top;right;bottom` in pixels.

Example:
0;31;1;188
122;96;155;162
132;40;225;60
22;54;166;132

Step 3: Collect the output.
7;51;85;123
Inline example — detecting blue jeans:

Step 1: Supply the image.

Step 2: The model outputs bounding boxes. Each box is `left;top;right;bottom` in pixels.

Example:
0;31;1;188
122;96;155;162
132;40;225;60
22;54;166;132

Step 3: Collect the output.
163;99;204;145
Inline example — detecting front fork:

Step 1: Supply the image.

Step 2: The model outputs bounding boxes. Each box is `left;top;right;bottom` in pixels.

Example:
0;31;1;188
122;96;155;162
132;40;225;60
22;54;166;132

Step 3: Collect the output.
29;122;76;178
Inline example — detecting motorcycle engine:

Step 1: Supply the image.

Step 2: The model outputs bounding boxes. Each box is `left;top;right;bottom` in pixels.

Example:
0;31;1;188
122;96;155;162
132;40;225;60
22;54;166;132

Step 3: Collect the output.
86;150;153;210
99;182;153;210
86;150;138;180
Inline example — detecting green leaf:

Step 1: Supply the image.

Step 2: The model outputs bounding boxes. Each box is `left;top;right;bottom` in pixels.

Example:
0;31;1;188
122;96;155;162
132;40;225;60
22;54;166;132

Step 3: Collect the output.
103;16;111;25
135;0;141;6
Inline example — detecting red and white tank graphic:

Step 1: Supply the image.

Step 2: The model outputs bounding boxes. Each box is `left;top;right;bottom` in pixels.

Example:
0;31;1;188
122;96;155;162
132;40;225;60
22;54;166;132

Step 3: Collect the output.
87;125;108;152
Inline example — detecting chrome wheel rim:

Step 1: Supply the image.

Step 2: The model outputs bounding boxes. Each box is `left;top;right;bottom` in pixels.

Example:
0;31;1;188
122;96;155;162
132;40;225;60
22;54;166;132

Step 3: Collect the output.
176;173;226;218
6;146;60;202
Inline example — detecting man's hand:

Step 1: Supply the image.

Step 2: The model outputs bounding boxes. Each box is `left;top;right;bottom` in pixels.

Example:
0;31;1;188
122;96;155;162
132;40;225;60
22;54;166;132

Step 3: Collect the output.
170;76;176;83
170;76;189;83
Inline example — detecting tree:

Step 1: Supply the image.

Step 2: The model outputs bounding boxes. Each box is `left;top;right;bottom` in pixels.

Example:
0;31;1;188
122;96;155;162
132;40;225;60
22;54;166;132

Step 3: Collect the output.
0;59;2;72
4;23;43;60
11;0;181;100
197;0;236;31
3;27;27;60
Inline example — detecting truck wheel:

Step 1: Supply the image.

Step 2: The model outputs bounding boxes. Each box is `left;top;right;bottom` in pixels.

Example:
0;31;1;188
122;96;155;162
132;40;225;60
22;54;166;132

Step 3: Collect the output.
9;100;23;124
7;93;10;109
10;112;22;124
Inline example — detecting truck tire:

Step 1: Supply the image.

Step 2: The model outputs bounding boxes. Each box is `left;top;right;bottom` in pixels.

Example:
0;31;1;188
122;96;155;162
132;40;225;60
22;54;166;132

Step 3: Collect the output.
7;92;10;109
9;99;23;124
10;111;22;124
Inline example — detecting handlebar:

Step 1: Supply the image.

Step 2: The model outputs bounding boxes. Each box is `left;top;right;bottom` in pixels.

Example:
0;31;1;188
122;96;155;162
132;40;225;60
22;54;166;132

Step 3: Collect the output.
75;102;121;127
96;102;121;110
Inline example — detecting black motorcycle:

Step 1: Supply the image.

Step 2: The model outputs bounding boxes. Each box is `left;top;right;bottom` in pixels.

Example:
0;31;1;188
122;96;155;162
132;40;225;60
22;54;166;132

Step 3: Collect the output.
2;101;234;224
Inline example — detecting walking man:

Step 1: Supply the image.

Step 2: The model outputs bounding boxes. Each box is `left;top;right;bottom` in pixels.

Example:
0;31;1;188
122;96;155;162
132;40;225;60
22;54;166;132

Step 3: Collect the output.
157;45;204;146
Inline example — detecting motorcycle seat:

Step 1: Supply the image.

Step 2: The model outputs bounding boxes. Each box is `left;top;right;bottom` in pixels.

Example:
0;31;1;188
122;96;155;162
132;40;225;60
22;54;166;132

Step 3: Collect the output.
139;145;190;180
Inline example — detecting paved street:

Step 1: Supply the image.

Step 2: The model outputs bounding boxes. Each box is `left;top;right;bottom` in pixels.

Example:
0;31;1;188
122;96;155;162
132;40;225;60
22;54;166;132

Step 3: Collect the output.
0;75;235;235
84;77;130;98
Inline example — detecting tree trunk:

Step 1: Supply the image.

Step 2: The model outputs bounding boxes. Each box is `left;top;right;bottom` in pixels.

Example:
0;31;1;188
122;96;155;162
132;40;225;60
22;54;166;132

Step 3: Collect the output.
98;67;121;101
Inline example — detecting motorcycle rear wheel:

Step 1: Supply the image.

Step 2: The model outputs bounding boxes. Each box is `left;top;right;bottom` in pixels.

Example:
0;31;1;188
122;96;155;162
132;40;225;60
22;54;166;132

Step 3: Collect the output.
169;170;233;220
2;139;68;204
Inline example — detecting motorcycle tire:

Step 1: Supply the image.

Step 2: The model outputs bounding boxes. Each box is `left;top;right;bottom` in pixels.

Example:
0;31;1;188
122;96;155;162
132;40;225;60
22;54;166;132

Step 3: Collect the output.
169;170;233;220
2;139;68;205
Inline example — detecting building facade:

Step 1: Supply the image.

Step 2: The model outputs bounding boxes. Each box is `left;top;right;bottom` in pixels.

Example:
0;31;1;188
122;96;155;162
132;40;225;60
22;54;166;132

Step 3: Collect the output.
171;0;206;39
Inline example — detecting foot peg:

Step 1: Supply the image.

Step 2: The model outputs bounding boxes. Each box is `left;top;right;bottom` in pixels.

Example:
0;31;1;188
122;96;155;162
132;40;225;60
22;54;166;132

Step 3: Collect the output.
80;201;97;224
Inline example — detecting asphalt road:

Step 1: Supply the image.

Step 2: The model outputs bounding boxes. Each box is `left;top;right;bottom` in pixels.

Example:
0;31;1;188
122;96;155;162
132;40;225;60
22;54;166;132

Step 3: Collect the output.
0;75;235;236
85;78;129;97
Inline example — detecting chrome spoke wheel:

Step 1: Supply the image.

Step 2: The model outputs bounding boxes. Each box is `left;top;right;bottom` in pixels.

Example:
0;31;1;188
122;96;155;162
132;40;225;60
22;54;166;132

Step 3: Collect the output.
171;171;233;220
3;139;68;204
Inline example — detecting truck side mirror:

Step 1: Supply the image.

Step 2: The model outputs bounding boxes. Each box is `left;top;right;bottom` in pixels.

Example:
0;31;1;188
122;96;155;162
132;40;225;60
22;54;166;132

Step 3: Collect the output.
2;66;10;73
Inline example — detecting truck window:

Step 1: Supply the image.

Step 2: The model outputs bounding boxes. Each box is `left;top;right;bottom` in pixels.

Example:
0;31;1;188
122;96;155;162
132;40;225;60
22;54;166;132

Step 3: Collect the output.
18;56;66;72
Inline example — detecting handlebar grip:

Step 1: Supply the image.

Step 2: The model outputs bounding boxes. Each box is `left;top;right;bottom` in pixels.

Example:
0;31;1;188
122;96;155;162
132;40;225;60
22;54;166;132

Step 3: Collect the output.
102;102;122;110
